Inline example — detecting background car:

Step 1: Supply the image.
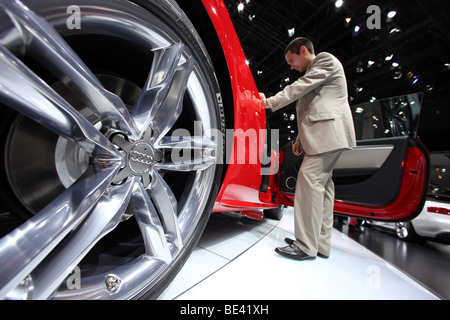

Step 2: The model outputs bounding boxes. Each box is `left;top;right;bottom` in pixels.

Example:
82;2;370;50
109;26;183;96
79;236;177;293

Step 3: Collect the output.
364;152;450;243
0;0;430;299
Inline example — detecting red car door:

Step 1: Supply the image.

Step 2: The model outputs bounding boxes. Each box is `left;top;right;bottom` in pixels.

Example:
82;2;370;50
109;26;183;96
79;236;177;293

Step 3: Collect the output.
275;93;429;221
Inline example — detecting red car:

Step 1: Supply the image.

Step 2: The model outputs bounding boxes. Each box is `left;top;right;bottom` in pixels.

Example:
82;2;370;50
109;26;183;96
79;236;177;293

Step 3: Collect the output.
0;0;429;299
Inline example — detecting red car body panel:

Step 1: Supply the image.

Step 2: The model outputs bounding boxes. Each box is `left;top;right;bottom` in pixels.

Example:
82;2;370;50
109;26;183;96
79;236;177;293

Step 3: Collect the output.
202;0;277;213
201;0;428;221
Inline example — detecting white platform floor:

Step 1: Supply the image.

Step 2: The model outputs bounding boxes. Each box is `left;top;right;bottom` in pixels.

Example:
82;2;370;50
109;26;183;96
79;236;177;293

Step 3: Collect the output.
158;207;440;300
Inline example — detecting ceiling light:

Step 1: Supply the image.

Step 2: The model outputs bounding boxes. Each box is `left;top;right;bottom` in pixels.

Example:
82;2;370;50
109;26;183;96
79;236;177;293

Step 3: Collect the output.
392;62;400;67
393;71;402;79
385;54;393;61
356;61;363;73
390;28;401;34
237;3;244;12
352;25;361;37
335;0;343;8
288;28;295;37
367;60;375;67
387;11;397;19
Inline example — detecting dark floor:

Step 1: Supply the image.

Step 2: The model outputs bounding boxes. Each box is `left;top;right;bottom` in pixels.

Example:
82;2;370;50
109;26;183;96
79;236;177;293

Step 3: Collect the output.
334;219;450;300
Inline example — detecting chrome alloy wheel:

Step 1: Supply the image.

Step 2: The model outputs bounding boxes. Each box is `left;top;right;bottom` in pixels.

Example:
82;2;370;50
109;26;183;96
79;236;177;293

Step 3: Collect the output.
0;0;223;299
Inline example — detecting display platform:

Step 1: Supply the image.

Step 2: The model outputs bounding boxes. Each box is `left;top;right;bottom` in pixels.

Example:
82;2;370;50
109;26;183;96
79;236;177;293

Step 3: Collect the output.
159;207;439;300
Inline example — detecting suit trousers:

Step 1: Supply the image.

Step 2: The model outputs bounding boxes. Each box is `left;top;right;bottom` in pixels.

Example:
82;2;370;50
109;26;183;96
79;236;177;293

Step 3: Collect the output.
293;149;343;257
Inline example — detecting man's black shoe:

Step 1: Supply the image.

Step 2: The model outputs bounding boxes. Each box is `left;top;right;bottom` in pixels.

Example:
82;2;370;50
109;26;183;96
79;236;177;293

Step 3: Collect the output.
275;244;315;261
283;237;329;259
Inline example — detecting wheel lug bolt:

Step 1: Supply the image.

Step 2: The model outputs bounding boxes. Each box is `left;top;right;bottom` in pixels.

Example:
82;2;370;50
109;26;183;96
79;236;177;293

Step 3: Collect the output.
105;274;122;293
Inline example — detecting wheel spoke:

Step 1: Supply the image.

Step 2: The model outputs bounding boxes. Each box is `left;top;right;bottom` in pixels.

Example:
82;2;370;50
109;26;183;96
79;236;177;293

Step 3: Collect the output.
152;56;194;144
150;171;182;250
156;135;217;171
131;43;184;136
0;163;121;299
0;44;120;160
2;0;137;138
130;182;173;264
28;178;136;300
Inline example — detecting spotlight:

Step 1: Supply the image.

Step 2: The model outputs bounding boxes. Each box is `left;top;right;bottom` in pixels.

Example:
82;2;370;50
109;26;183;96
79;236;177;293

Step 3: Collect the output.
387;11;397;19
352;25;361;37
288;28;295;37
393;71;402;79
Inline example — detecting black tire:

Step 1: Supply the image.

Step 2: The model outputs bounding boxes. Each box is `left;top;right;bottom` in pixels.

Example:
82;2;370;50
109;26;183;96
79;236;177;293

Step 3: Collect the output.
0;0;224;299
264;206;285;220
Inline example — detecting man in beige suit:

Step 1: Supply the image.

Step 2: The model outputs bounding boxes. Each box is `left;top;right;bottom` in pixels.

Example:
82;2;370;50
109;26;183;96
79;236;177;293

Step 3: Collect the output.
260;37;356;260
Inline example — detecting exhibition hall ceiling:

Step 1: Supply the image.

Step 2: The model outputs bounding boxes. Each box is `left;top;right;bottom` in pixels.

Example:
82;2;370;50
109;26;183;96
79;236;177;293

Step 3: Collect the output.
224;0;450;151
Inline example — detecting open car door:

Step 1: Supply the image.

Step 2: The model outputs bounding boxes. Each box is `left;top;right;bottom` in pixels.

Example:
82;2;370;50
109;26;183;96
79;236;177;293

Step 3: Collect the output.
276;93;429;221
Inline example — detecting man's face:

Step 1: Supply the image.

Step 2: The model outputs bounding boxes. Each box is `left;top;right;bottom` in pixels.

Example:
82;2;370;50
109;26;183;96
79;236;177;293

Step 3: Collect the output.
285;48;307;72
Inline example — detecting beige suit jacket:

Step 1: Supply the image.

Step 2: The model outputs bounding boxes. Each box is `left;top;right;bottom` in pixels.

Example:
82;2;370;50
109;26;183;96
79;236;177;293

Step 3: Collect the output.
267;52;356;155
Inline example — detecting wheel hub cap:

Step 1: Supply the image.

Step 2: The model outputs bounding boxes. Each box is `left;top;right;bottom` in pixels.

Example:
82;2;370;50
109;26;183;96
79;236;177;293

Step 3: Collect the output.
112;129;162;188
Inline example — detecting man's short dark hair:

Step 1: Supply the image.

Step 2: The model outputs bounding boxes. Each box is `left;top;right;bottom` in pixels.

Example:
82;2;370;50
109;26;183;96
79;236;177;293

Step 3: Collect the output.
285;37;315;55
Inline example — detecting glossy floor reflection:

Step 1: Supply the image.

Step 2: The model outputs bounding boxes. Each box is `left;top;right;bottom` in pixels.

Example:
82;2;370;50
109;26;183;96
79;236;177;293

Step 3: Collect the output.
158;207;440;300
338;220;450;299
